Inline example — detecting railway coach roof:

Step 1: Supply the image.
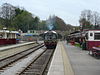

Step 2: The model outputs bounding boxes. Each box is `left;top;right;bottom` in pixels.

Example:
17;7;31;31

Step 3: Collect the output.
70;31;80;34
0;30;19;33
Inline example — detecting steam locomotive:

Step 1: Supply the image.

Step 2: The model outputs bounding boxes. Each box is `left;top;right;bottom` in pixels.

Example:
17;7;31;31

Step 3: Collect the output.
43;30;58;49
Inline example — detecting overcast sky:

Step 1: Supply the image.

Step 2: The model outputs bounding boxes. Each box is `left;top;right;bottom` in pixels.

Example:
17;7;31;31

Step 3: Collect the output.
0;0;100;26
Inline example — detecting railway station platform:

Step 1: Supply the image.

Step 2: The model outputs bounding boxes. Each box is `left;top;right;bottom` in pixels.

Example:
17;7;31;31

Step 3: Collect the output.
47;41;74;75
0;42;35;52
0;42;36;60
48;41;100;75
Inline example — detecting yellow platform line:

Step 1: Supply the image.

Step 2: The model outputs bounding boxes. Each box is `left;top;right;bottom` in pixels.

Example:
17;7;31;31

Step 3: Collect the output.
60;42;74;75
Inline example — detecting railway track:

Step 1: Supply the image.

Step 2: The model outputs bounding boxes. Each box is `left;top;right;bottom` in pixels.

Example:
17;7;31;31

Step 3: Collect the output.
0;43;44;70
19;49;55;75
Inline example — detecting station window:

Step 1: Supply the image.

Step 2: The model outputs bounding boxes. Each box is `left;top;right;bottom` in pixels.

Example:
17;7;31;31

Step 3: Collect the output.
94;33;100;40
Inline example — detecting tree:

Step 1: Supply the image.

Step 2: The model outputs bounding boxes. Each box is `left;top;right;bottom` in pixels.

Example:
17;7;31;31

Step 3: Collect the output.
39;21;47;30
12;9;35;32
0;3;16;27
15;8;24;17
79;18;92;30
92;12;100;28
33;17;40;30
79;10;100;30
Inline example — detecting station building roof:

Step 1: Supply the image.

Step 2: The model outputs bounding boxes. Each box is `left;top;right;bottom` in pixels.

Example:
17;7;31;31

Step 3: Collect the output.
0;30;18;34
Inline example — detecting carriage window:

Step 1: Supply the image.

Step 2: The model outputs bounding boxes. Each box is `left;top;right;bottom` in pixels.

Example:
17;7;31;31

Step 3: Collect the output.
90;33;93;36
94;33;100;40
0;34;3;38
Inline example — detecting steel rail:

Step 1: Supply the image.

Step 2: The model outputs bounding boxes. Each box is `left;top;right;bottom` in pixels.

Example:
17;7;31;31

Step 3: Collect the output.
0;43;44;70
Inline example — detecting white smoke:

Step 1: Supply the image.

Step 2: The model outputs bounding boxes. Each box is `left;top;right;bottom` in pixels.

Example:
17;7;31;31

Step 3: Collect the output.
48;24;54;30
46;16;55;30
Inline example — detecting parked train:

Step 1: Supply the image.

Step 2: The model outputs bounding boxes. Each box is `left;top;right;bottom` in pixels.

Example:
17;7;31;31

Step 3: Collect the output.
0;30;19;45
69;30;100;50
43;30;58;49
69;30;100;57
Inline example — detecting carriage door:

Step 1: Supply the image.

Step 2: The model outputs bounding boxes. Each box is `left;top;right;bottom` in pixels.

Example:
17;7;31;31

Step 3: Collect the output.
89;31;94;41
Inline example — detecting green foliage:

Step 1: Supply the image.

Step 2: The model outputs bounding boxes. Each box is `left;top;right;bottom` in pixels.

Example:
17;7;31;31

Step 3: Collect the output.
12;10;35;32
8;27;16;31
15;8;24;17
33;17;40;30
0;3;48;32
74;43;81;48
38;21;47;30
0;25;4;29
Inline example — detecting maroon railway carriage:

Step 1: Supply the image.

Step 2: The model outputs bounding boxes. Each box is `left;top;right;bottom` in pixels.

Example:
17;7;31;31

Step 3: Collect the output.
0;30;19;45
69;30;100;57
85;30;100;50
86;30;100;57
